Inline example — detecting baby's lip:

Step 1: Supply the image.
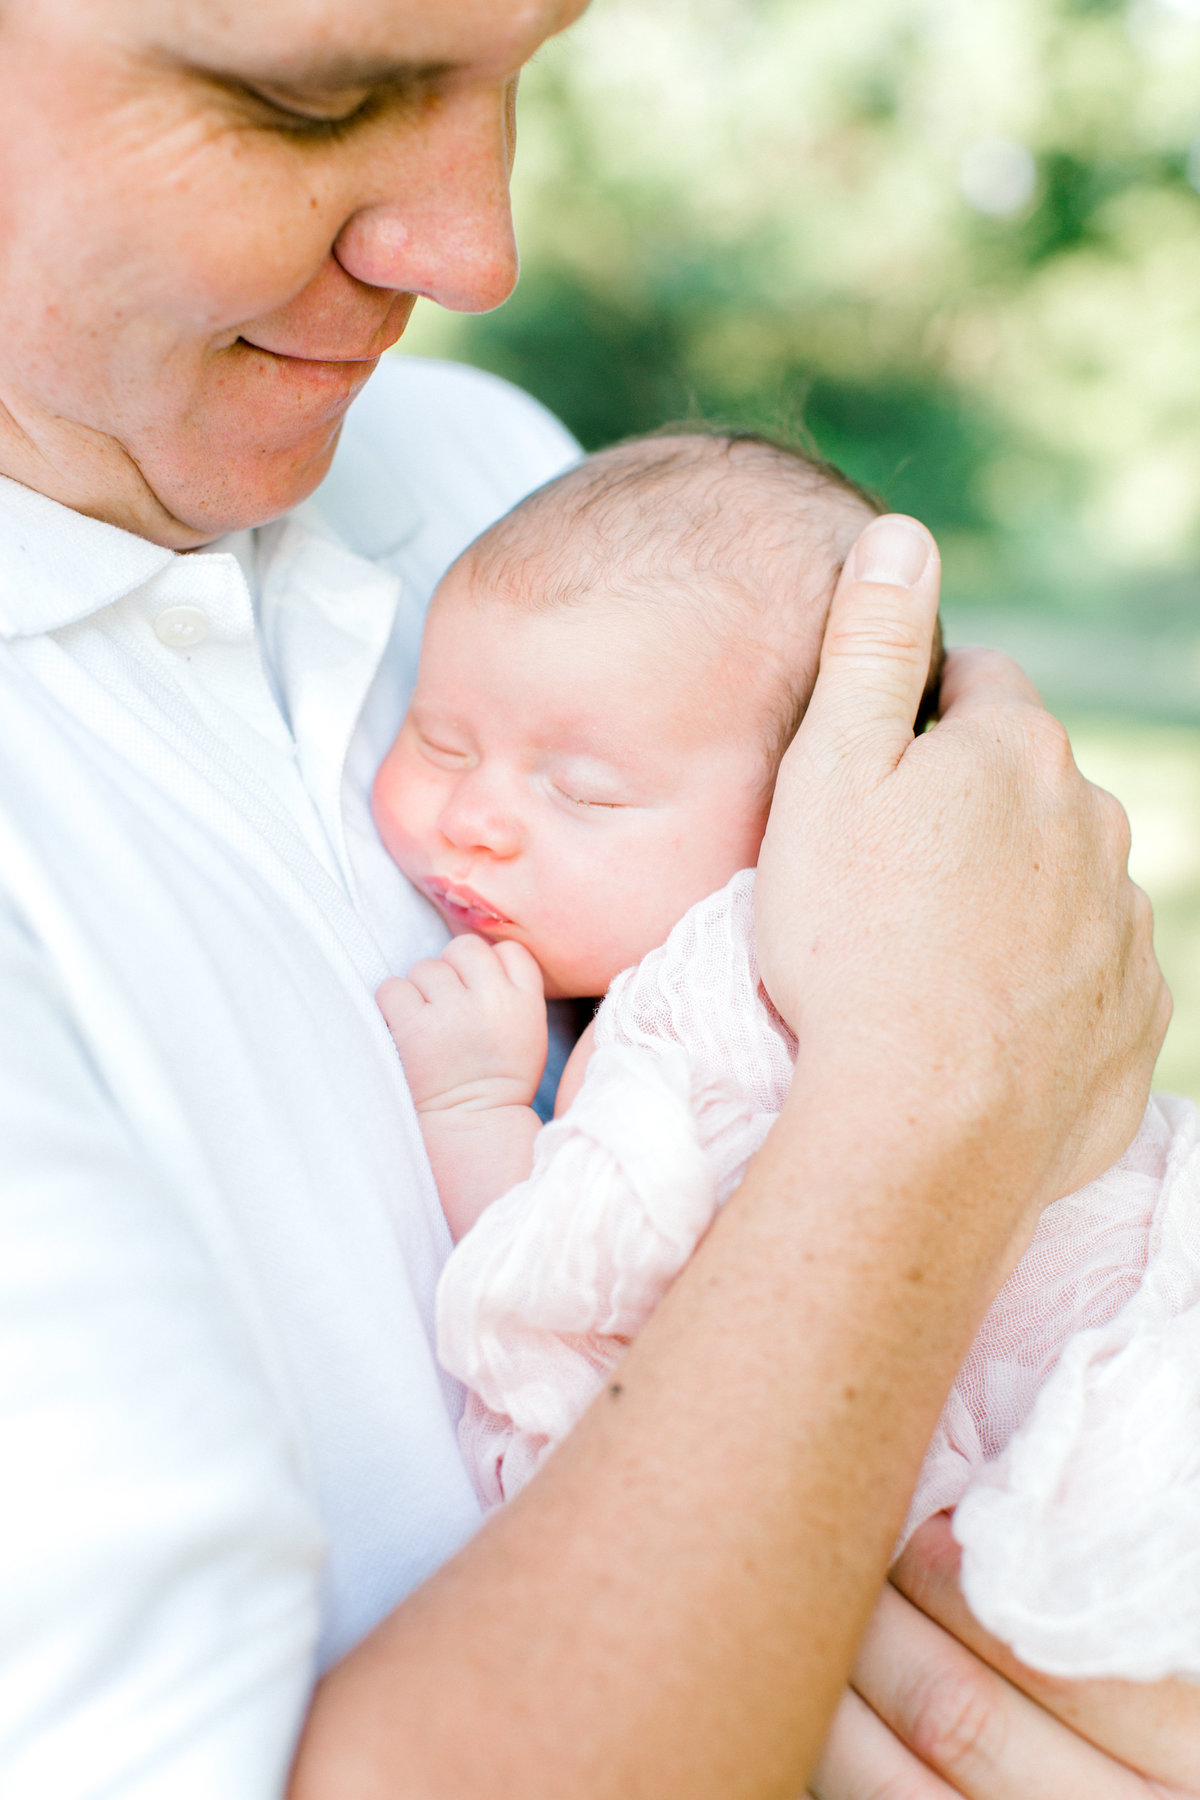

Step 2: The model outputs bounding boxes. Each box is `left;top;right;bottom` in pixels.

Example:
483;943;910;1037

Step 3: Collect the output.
422;877;513;930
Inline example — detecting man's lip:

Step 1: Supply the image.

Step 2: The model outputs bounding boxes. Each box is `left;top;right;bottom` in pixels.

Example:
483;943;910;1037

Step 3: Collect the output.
237;336;383;368
423;878;513;929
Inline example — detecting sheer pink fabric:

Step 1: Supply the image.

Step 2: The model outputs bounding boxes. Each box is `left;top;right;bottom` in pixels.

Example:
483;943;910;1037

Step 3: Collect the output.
437;870;1200;1677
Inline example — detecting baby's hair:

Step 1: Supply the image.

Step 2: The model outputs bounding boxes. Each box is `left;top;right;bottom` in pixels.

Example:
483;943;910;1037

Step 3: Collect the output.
467;425;945;785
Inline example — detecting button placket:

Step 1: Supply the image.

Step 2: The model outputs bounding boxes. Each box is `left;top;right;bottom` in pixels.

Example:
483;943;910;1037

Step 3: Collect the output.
137;552;357;886
258;522;401;905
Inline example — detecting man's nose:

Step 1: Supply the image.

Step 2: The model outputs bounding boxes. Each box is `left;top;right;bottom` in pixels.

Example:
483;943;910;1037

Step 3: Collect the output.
438;776;522;859
334;81;520;314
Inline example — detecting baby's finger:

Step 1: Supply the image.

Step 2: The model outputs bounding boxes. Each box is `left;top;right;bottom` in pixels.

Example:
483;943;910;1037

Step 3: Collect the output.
795;513;941;781
492;938;545;996
376;976;426;1036
403;954;469;1005
439;932;511;990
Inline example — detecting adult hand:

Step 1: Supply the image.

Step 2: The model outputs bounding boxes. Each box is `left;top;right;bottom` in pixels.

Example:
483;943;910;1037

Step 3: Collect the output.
810;1514;1200;1797
757;514;1169;1244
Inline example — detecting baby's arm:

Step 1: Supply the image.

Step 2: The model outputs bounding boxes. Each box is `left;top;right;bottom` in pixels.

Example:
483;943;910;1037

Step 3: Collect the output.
378;935;548;1242
553;1019;596;1117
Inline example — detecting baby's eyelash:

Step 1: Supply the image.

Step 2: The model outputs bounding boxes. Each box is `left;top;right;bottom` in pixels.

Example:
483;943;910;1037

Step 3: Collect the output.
556;788;624;810
419;737;472;765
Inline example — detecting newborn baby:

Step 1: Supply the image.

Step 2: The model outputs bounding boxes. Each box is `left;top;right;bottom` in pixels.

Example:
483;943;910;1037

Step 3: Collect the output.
372;430;1200;1683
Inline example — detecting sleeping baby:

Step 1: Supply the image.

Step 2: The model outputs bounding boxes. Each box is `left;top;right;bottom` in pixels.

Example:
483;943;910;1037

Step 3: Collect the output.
371;429;1200;1684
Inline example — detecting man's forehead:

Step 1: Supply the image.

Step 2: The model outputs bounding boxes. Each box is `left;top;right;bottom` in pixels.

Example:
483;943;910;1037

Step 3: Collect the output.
114;0;588;81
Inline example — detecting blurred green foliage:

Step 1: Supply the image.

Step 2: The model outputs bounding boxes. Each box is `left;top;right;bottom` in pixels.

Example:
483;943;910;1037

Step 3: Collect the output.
404;0;1200;631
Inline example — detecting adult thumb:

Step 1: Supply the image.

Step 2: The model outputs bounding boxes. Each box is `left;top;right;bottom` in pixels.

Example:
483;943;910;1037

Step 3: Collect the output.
797;514;942;778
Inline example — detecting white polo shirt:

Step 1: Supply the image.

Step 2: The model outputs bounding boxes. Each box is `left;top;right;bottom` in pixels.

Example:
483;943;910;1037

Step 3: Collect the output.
0;357;578;1799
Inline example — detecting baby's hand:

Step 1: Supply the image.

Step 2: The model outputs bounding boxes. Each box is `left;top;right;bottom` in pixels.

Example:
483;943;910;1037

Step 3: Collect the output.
378;935;548;1115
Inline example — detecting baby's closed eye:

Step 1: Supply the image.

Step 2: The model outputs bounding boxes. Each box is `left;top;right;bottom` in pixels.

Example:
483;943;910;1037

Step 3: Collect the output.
544;757;635;810
418;733;472;768
553;785;628;809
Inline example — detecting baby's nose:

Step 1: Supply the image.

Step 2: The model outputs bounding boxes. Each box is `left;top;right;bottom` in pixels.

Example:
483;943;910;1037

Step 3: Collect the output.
438;783;521;858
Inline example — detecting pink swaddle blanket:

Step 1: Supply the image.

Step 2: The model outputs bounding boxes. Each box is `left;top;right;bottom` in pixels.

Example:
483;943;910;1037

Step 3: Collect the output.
437;869;1200;1679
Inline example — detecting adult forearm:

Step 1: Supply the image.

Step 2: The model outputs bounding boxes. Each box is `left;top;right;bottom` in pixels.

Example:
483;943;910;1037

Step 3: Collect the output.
291;1071;1022;1800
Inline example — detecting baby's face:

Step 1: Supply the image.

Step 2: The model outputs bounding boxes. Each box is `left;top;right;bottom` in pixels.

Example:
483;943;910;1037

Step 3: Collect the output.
372;558;777;997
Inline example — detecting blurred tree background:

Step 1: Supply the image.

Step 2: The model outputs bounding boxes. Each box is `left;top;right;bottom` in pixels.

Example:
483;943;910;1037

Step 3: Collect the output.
401;0;1200;1098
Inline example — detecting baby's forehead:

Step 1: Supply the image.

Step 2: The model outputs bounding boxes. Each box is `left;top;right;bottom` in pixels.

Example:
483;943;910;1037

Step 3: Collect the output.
461;434;874;639
424;433;882;772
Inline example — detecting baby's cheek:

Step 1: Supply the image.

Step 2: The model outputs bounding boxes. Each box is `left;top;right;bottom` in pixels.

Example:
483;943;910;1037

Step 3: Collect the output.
371;751;435;875
550;890;664;995
527;836;680;995
523;888;617;999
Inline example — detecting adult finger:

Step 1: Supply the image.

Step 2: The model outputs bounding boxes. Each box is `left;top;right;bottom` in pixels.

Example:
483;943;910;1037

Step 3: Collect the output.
795;513;941;778
892;1516;1200;1793
890;1516;1041;1688
935;645;1044;717
810;1685;962;1798
848;1583;1154;1799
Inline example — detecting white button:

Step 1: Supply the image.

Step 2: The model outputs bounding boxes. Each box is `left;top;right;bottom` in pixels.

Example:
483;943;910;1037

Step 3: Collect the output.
154;605;210;650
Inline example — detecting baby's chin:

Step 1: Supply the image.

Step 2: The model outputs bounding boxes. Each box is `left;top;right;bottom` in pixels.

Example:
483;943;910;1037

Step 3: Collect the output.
535;947;642;1003
539;966;591;1003
500;917;670;1000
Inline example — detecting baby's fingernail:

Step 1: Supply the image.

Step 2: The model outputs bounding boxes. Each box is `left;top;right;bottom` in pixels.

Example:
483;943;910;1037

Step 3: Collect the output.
850;516;930;588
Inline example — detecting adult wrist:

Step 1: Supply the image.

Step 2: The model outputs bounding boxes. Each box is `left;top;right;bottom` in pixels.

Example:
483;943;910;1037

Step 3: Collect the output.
766;1051;1040;1306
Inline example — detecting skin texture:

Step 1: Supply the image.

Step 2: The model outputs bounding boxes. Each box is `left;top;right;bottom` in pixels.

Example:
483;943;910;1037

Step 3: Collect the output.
0;1;1184;1792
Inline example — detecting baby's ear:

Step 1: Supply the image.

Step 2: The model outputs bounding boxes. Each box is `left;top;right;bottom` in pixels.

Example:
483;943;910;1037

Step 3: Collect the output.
914;613;946;734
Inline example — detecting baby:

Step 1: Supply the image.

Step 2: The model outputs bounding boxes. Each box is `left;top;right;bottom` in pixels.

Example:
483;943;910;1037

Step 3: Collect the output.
372;430;1200;1683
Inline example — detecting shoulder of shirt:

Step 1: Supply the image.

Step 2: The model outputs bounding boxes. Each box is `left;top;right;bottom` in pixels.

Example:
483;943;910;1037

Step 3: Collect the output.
305;355;582;569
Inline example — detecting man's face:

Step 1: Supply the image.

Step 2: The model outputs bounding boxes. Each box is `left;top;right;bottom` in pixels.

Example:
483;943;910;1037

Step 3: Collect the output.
0;0;584;546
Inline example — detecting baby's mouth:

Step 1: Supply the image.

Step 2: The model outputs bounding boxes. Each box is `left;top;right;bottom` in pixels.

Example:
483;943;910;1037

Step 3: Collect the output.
423;878;513;932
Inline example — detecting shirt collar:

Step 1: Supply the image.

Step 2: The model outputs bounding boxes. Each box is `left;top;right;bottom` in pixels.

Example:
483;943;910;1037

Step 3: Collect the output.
0;474;177;638
0;425;424;643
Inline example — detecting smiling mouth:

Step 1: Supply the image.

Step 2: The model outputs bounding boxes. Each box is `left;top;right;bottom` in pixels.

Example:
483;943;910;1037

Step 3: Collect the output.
236;337;382;369
423;879;513;932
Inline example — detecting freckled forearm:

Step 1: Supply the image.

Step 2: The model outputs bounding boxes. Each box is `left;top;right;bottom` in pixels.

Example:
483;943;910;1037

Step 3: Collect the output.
418;1105;541;1241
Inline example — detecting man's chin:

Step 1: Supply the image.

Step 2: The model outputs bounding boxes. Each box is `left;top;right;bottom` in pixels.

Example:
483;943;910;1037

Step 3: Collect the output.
144;421;348;546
